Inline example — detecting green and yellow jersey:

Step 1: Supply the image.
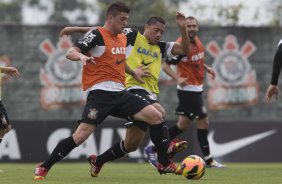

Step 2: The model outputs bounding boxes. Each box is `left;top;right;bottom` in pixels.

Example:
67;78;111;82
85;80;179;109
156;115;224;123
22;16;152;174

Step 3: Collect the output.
123;28;174;94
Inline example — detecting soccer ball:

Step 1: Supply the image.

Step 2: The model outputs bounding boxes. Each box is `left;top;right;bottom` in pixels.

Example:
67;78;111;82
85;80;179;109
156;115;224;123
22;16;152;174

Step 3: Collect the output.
181;155;206;180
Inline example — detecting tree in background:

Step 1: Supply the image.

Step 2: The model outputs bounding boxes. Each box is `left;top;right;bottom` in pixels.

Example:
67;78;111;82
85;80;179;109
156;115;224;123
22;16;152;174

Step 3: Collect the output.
25;0;98;24
267;0;282;26
0;0;280;26
96;0;186;25
187;2;244;26
0;0;185;25
0;0;21;23
217;3;243;26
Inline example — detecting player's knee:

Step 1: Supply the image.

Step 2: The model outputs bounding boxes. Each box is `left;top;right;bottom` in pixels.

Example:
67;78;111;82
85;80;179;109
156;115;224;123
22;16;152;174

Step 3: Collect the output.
158;108;165;118
72;132;88;145
177;121;189;131
152;103;166;117
148;111;163;124
135;106;163;125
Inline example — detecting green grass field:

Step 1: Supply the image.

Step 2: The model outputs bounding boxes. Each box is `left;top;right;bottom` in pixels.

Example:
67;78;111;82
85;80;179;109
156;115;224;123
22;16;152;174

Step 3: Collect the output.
0;162;282;184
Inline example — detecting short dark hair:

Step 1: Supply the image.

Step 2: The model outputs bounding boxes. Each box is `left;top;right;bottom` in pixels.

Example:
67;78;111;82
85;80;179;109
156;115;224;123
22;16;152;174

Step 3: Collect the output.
106;2;130;18
186;16;199;25
146;16;166;26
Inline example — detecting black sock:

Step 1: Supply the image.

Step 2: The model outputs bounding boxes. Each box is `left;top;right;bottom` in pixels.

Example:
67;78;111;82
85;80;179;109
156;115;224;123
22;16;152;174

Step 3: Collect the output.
41;136;78;170
96;140;128;166
169;125;183;139
197;129;212;163
149;122;171;166
152;123;171;152
0;138;2;143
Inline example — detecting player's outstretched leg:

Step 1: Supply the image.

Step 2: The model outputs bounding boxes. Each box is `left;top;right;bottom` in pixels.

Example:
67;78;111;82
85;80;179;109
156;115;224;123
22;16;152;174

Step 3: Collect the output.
144;140;188;174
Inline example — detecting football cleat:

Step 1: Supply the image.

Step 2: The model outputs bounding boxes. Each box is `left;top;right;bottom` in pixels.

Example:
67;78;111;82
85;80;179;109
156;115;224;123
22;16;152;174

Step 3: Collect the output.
167;140;188;159
144;140;188;168
144;145;158;168
157;161;182;175
206;160;226;168
87;154;103;177
33;164;49;180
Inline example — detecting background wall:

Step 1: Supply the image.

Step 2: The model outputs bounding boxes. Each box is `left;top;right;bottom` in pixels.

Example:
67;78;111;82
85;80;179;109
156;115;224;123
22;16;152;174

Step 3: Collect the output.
0;25;281;122
1;120;281;162
1;25;281;162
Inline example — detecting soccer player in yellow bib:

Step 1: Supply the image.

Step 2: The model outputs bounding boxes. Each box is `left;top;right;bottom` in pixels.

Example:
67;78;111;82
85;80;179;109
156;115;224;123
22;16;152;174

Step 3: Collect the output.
60;13;190;176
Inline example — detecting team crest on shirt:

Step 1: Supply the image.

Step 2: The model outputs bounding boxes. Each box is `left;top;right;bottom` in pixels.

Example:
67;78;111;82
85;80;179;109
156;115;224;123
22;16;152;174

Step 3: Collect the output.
88;108;98;119
39;37;86;110
206;35;258;110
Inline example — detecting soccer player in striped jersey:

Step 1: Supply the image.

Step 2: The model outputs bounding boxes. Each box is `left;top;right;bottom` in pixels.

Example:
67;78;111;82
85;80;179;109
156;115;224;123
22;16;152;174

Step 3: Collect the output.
34;2;189;180
59;13;190;176
160;16;226;168
265;38;282;103
0;66;19;144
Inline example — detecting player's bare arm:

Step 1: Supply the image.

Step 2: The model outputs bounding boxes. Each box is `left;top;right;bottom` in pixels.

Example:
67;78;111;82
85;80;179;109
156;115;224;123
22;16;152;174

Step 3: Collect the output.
162;61;188;87
265;85;279;103
265;40;282;103
0;66;19;78
60;26;94;37
162;62;177;81
171;12;190;56
204;64;216;79
66;47;95;65
125;63;150;83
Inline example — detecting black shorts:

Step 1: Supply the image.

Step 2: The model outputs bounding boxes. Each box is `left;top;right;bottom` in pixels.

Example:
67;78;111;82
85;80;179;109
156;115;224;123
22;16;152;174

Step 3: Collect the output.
127;89;158;104
175;90;207;120
125;89;158;132
80;90;150;126
0;101;10;129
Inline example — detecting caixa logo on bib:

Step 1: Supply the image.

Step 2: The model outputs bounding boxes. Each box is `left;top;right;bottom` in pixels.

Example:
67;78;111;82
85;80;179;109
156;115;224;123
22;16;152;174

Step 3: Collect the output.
206;35;258;110
39;37;86;110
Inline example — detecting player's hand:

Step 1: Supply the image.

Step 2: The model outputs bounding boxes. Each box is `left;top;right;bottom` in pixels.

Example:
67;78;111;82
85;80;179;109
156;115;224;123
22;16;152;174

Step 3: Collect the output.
265;85;279;104
1;67;19;78
133;65;151;83
80;55;95;65
177;76;188;87
60;27;77;37
176;12;187;28
206;66;216;79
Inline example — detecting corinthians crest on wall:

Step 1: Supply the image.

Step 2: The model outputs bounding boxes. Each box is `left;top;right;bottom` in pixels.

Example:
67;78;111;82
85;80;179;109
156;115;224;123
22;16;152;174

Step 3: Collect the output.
39;37;86;110
206;35;258;110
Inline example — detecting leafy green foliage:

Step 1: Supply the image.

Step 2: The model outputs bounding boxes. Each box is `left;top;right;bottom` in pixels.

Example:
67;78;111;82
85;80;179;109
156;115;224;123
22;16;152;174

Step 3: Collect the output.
96;0;186;25
0;0;21;22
